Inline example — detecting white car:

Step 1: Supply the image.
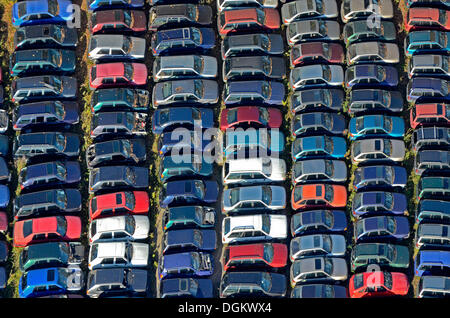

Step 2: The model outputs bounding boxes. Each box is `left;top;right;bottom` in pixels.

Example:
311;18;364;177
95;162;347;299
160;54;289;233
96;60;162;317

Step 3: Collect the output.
222;214;287;244
89;215;149;243
222;185;286;214
223;157;286;185
88;241;149;270
88;34;146;61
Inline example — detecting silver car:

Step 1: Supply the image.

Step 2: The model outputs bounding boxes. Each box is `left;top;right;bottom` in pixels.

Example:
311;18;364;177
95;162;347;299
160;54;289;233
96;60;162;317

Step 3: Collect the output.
88;34;146;61
286;20;341;46
341;0;393;23
292;159;347;184
222;185;286;214
290;234;346;261
88;242;149;270
408;54;450;79
152;79;218;107
290;64;344;90
347;42;399;65
281;0;338;24
153;55;218;82
351;138;405;163
290;256;348;287
89;215;150;243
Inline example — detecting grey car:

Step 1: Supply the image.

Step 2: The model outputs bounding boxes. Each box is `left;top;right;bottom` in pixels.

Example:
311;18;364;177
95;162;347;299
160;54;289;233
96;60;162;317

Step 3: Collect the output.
153;55;218;82
223;56;286;82
343;20;396;45
290;256;348;287
352;138;405;163
341;0;393;23
292;159;347;184
152;79;218;107
291;112;346;136
290;64;344;90
408;54;450;79
221;33;284;58
12;76;77;103
347;42;399;65
286;20;340;46
281;0;338;24
88;34;146;61
290;234;346;261
91;112;148;139
222;185;286;214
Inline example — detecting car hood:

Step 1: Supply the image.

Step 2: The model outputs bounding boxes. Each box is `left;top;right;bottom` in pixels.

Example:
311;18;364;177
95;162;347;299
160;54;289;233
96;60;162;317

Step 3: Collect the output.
204;181;219;203
133;216;150;239
130;37;146;58
65;189;82;212
393;167;407;187
331;258;348;280
271;186;286;208
66;162;81;184
269;215;287;239
61;76;77;98
197;6;213;25
63;101;79;123
394;217;410;238
393;245;410;267
269;273;287;296
331;235;347;255
393;193;407;214
269;57;286;78
64;134;80;156
200;229;217;250
0;185;10;208
202;56;218;78
391;140;406;161
127;269;148;293
268;34;284;54
131;243;149;266
61;50;77;71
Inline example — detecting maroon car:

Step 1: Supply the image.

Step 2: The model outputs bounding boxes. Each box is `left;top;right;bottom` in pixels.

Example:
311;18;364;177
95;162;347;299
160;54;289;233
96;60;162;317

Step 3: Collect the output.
290;42;344;67
220;106;282;131
89;62;148;89
90;9;147;34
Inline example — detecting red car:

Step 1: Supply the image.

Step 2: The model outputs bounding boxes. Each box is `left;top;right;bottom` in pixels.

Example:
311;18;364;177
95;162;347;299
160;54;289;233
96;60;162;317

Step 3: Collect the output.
405;7;450;31
290;42;344;67
13;216;81;247
349;272;409;298
89;62;147;89
220;106;282;131
410;103;450;129
291;183;347;210
90;9;147;34
217;8;280;35
89;191;149;220
223;243;287;272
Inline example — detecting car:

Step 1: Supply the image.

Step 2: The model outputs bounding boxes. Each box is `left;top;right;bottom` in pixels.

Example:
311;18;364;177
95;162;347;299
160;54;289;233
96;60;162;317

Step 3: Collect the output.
412;126;450;150
86;268;148;298
160;278;213;298
159;179;218;208
19;266;83;298
217;8;280;35
159;154;213;183
90;9;147;34
153;55;217;82
222;214;287;244
19;242;84;272
405;7;450;31
13;101;79;131
341;0;393;23
345;65;398;88
13;132;80;160
353;165;407;190
220;106;282;131
0;158;9;183
90;88;149;113
217;0;278;12
415;200;450;224
152;107;214;134
89;166;149;194
152;79;218;107
12;0;74;27
224;129;285;158
148;4;212;31
290;42;344;67
291;112;346;137
90;112;148;139
223;157;286;185
88;242;149;270
89;191;149;220
408;55;450;79
290;234;346;261
14;24;77;50
19;161;81;190
158;252;213;280
407;0;450;8
417;275;450;298
291;284;348;298
223;56;286;82
352;192;407;218
348;115;405;140
348;271;409;298
417;177;450;200
354;216;410;242
222;185;286;214
351;243;410;272
292;159;347;184
0;185;9;210
0;135;8;158
220;272;286;298
0;241;7;264
89;62;147;89
158;130;214;157
0;212;7;233
10;49;76;77
343;20;396;45
290;64;344;90
291;210;347;237
291;183;347;210
410;103;450;128
221;33;283;59
223;80;285;106
291;135;347;160
290;257;348;286
348;89;403;114
150;27;215;56
162;206;216;231
286;20;340;46
414;150;450;175
414;250;450;276
162;229;216;255
89;215;149;244
281;0;338;25
86;138;146;168
346;42;400;65
290;88;344;113
13;215;82;247
407;77;450;101
12;75;77;103
415;223;450;248
88;0;144;11
88;35;146;61
351;138;405;163
222;243;287;271
404;30;450;56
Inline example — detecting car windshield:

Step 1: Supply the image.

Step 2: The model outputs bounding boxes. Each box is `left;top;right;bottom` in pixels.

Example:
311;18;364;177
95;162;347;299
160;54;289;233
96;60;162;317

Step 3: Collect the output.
385;192;393;209
325;160;333;177
50;50;62;67
125;215;135;235
261;35;270;50
122;140;131;157
259;107;269;126
159;109;170;125
123;11;132;26
261;272;272;292
386;245;394;261
227;108;238;124
376;67;386;81
125;243;133;260
125;167;136;184
54;101;65;120
324;184;333;202
323;211;333;228
194;80;203;98
194;181;205;199
383;139;391;156
56;190;67;209
354;273;364;289
262;81;271;98
382;90;391;106
55;133;66;151
229;189;240;206
123;37;132;54
263;244;274;263
324;136;333;154
187;4;198;21
48;0;59;16
56;216;67;236
355;117;364;132
323;235;332;252
256;9;265;24
322;65;331;81
384;272;393;290
261;214;271;235
125;192;135;210
262;186;272;205
193;230;202;247
124;63;134;80
384;166;393;183
387;217;396;234
262;56;272;75
383;117;392;132
51;26;64;42
56;162;67;179
324;258;333;275
192;28;202;44
191;253;200;270
194;56;203;72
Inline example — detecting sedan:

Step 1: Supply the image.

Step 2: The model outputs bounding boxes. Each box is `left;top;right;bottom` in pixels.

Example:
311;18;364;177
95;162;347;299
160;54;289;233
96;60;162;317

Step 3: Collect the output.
291;183;347;210
290;88;344;113
222;185;286;214
351;243;410;271
223;80;285;106
348;115;405;140
291;284;348;298
291;112;346;137
349;272;409;298
89;62;147;89
160;278;213;298
405;7;450;31
89;191;149;220
159;252;213;280
220;106;282;131
351;138;405;163
217;8;280;35
148;4;212;31
353;165;407;190
290;234;346;261
19;161;80;190
290;256;348;287
290;64;344;90
341;0;393;23
151;27;215;56
152;107;214;135
352;191;407;218
286;20;340;45
347;42;400;65
12;0;73;27
354;216;410;242
408;55;450;79
152;80;218;107
220;272;286;298
292;135;347;160
162;229;216;255
348;89;403;114
281;0;338;24
221;33;284;59
343;20;396;45
90;9;147;34
290;42;344;67
160;180;218;208
345;65;398;88
291;210;347;237
292;159;347;184
89;166;149;194
407;77;450;102
88;35;146;61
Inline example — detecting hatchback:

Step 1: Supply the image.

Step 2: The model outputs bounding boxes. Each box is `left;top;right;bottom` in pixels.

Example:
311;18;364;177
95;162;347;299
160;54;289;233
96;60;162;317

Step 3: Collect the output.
14;24;77;50
91;88;149;113
417;276;450;298
348;89;403;114
160;278;213;298
354;215;410;242
290;256;348;287
292;135;347;160
281;0;338;24
404;30;450;56
152;79;218;107
10;49;76;77
90;9;147;34
408;54;450;79
349;115;404;140
341;0;393;23
290;234;346;261
223;80;285;106
223;157;286;185
346;42;400;65
88;34;146;61
415;199;450;224
415;223;450;248
89;191;149;220
162;206;216;231
348;271;409;298
19;161;81;190
292;159;347;184
352;191;407;218
405;7;450;31
353;165;407;190
414;250;450;276
223;56;286;82
407;77;450;101
291;112;346;136
290;42;344;67
291;183;347;210
351;138;405;163
345;64;398;88
152;107;214;134
86;138;146;168
221;33;284;59
12;0;74;27
417;177;450;200
222;185;286;214
159;179;219;208
89;166;148;194
89;215;149;243
88;242;149;270
290;88;344;113
414;150;450;175
90;112;147;139
412;126;450;150
410;103;450;128
158;252;213;280
351;243;409;271
220;106;282;130
343;20;396;45
162;229;216;255
290;64;344;90
159;154;213;183
86;268;147;298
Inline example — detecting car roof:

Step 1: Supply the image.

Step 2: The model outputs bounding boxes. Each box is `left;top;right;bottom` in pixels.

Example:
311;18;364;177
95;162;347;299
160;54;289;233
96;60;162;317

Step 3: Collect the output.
422;276;450;290
154;3;192;16
95;63;125;77
90;268;125;285
418;223;449;236
228;158;264;173
224;8;258;23
25;242;67;261
411;77;443;90
95;242;127;258
92;34;125;48
17;189;60;206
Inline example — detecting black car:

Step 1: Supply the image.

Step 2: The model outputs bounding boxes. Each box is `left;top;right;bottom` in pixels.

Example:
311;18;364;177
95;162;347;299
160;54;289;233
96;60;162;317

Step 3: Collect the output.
14;24;78;50
220;272;287;298
290;89;344;113
86;268;148;298
86;138;146;168
160;278;213;298
148;4;213;31
89;166;149;194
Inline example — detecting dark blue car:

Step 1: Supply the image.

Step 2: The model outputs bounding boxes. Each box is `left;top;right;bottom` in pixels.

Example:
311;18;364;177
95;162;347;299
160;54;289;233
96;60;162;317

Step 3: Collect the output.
151;27;215;56
416;200;450;224
354;216;410;242
159;252;213;280
0;185;10;210
152;107;214;135
12;0;74;27
158;130;213;157
353;165;407;190
223;80;285;106
352;191;407;218
345;65;398;88
349;89;404;114
88;0;144;11
407;77;450;102
162;229;216;254
160;278;213;298
160;179;219;208
290;210;347;237
414;250;450;276
19;161;80;190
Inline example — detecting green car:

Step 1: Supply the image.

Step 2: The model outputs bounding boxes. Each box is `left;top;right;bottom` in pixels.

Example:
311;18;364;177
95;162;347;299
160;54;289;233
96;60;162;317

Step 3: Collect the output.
351;243;409;271
159;154;213;183
163;206;216;231
343;20;396;46
10;49;76;77
19;242;84;272
417;177;450;200
90;88;150;113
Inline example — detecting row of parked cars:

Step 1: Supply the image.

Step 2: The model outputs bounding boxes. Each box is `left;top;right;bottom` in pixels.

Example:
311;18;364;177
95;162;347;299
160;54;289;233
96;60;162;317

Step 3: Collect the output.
404;0;450;298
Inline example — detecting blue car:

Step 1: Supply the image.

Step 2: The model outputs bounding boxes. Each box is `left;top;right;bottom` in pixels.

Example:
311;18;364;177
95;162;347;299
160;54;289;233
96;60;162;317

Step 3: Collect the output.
162;229;216;254
12;0;74;27
407;77;450;102
405;31;450;56
354;216;410;242
0;185;10;209
349;115;405;140
152;107;214;135
158;130;213;157
88;0;144;11
349;89;404;114
223;80;285;106
352;191;408;218
291;135;347;161
159;155;213;183
151;27;215;56
353;165;407;191
345;64;398;88
224;129;285;158
414;250;450;276
416;200;450;224
290;210;347;237
159;252;213;280
160;179;219;208
19;161;81;190
160;278;213;298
